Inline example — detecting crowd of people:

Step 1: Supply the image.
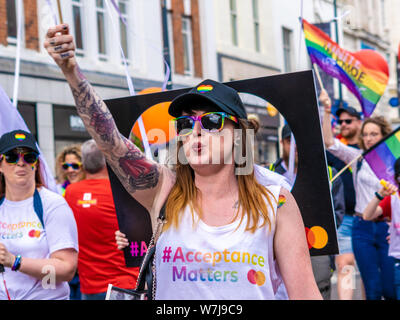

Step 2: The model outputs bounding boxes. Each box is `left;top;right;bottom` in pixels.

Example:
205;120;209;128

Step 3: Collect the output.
0;23;399;300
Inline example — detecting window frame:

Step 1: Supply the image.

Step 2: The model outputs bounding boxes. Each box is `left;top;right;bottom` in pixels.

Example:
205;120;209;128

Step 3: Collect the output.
95;0;108;61
282;27;293;73
181;15;194;76
118;0;130;62
6;0;24;46
230;0;238;46
252;0;260;52
71;0;85;56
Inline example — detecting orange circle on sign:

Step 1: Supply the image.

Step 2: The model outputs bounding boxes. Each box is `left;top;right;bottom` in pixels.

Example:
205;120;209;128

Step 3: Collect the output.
310;226;328;249
131;88;175;145
305;226;328;250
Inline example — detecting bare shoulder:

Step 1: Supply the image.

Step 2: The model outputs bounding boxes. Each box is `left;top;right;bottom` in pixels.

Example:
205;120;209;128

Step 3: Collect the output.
274;187;305;245
276;187;297;211
147;166;176;230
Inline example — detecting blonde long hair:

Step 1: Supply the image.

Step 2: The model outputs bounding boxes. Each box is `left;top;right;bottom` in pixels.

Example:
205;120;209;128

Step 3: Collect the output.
164;117;277;233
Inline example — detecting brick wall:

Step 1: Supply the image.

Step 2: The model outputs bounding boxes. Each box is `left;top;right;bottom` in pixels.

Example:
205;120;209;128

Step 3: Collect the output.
0;0;7;46
24;0;39;51
171;0;185;75
0;0;39;51
170;0;203;77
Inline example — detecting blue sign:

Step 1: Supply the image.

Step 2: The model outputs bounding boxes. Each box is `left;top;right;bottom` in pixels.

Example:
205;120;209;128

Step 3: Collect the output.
389;97;399;107
361;42;375;50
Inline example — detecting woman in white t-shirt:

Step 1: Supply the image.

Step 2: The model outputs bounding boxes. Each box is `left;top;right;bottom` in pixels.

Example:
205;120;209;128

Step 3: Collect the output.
45;24;321;300
0;129;78;300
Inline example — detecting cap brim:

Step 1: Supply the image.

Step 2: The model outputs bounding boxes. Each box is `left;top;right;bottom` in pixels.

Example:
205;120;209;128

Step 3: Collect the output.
1;143;39;155
335;108;360;119
169;93;239;118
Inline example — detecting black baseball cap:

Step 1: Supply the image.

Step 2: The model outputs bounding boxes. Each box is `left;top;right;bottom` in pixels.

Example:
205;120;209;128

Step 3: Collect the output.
281;124;292;140
336;106;362;120
168;79;247;119
0;130;39;154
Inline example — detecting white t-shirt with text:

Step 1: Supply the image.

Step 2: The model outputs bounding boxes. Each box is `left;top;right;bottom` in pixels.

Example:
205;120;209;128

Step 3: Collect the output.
0;187;78;300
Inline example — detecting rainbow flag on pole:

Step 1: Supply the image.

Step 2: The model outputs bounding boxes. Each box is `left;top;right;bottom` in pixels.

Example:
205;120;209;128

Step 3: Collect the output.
363;127;400;186
302;19;389;117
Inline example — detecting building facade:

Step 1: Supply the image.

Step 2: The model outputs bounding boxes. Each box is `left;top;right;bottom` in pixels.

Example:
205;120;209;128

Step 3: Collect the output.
0;0;214;175
1;0;399;175
213;0;283;165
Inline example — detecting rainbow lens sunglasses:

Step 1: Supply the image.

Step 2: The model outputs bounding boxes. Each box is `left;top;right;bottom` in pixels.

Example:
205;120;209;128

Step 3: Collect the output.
1;150;39;165
62;162;82;170
172;112;238;137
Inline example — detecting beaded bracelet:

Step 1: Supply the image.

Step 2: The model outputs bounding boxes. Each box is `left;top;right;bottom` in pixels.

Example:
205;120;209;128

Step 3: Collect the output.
11;255;22;271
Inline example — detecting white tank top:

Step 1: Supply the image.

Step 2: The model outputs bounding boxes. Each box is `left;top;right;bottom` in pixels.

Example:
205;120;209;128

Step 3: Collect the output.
155;185;283;300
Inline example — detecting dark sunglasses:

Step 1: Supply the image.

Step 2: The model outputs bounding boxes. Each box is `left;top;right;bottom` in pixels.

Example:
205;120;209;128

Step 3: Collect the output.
62;162;82;170
338;119;354;125
1;150;39;165
172;112;238;137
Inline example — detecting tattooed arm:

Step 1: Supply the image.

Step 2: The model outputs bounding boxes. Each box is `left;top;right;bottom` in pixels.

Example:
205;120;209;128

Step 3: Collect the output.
44;24;175;213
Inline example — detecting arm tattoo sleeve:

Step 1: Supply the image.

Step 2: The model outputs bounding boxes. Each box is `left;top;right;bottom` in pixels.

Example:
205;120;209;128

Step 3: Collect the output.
71;79;115;144
118;136;160;191
69;77;160;193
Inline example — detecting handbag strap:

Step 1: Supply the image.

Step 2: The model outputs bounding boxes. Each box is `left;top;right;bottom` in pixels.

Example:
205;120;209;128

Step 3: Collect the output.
135;204;166;294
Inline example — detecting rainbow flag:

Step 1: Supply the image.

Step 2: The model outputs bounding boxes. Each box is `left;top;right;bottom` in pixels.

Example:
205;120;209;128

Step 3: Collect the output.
302;19;389;117
363;127;400;186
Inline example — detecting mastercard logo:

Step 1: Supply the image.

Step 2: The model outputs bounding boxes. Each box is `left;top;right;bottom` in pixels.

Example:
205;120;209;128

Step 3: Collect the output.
305;226;328;249
197;85;213;93
247;269;265;286
14;133;26;140
28;229;41;238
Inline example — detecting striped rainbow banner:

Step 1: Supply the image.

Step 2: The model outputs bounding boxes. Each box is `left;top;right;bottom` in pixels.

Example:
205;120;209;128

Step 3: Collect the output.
363;127;400;186
302;19;389;117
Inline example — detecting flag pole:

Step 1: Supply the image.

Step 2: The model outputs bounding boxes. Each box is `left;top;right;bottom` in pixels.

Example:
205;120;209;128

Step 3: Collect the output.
57;0;63;24
313;63;324;90
333;0;343;102
330;153;362;183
